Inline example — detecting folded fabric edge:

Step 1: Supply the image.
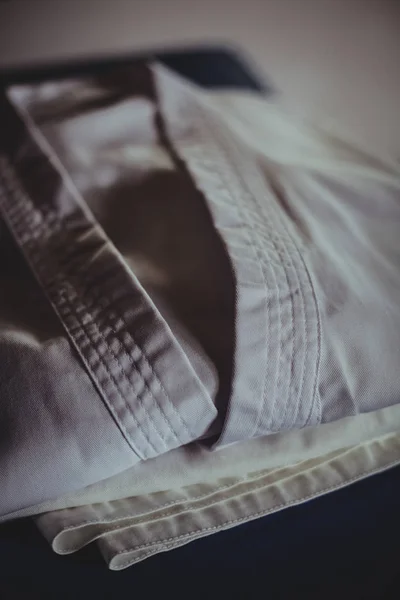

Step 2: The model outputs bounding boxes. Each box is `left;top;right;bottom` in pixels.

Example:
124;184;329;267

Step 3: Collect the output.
106;431;400;569
35;430;400;568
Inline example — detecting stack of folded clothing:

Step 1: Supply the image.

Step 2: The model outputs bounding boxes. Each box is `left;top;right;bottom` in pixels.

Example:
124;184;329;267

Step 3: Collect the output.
0;62;399;569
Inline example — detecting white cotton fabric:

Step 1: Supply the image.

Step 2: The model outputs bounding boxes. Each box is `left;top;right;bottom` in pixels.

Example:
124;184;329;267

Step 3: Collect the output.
0;63;399;568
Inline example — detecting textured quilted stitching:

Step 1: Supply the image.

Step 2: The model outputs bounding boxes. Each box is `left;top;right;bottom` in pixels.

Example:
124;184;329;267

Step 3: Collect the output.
0;155;215;459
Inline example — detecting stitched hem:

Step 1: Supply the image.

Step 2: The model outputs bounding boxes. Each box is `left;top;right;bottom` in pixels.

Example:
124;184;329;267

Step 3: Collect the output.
153;64;321;443
198;104;321;433
110;452;400;569
0;89;218;459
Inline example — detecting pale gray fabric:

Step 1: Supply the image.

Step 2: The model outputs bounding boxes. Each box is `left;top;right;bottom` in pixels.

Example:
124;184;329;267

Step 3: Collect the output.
0;212;137;515
5;62;322;456
0;62;400;531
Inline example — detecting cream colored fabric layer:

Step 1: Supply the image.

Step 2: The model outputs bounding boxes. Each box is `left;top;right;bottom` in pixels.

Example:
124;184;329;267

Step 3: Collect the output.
37;431;400;570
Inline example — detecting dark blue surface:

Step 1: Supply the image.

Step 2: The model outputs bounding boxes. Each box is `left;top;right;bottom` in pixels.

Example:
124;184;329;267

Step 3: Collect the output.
0;47;399;599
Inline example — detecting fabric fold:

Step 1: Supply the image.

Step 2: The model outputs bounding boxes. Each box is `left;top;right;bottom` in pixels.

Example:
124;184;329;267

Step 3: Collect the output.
1;61;400;570
153;63;322;443
36;430;400;569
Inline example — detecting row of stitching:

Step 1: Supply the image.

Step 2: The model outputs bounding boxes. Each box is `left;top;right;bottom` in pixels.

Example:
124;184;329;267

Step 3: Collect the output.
0;161;154;457
180;111;286;437
48;433;400;557
249;167;321;428
188;145;275;439
168;115;275;441
238;158;320;429
53;478;250;534
268;184;322;428
0;94;207;451
0;167;151;455
237;145;321;427
59;449;347;541
61;296;169;455
204;127;294;433
0;158;169;458
58;247;193;445
74;252;195;441
241;216;309;430
63;263;191;445
200;117;303;432
228;151;306;431
85;302;193;443
198;104;320;430
200;151;281;435
93;302;194;441
3;98;278;446
112;454;400;568
196;112;303;431
0;117;211;453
